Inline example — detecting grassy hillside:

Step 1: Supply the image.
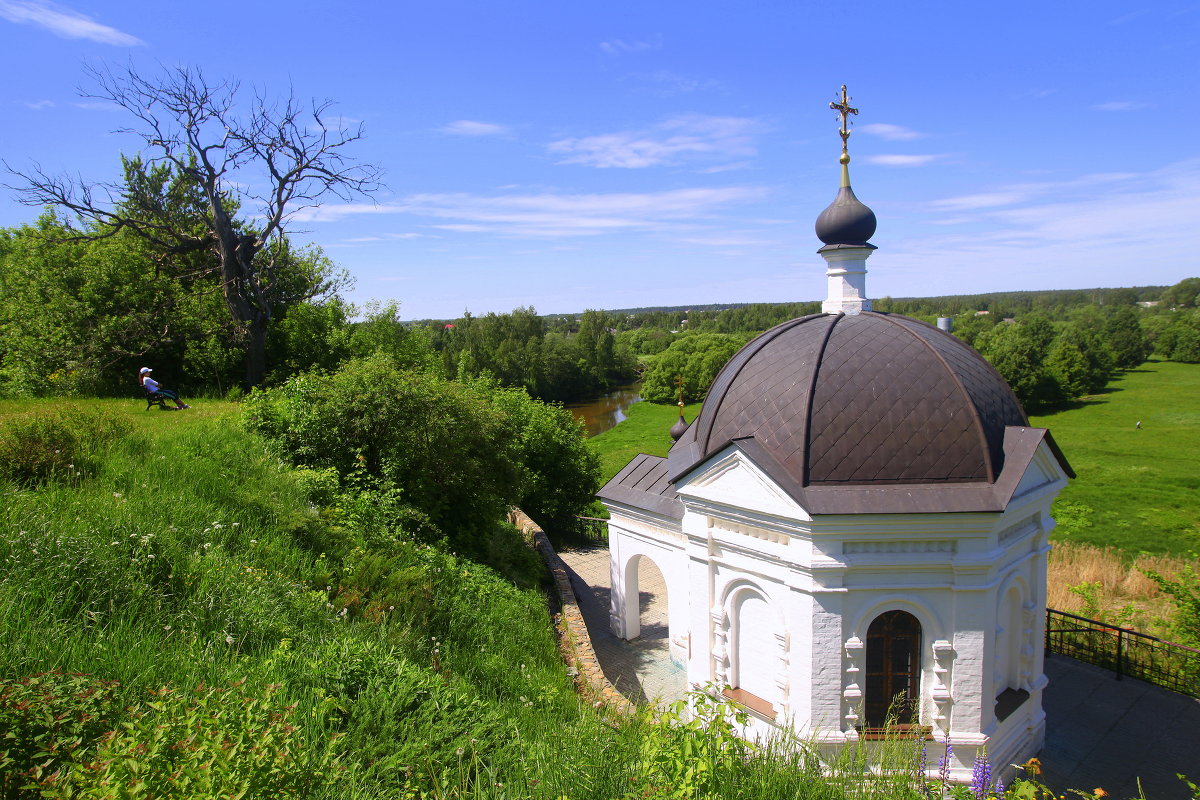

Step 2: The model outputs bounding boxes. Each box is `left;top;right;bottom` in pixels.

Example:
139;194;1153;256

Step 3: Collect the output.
1030;360;1200;557
2;398;962;799
591;362;1200;558
0;401;638;798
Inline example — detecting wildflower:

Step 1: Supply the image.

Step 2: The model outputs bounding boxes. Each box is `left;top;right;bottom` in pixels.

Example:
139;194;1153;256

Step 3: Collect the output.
1025;757;1042;777
455;748;465;757
1094;791;1108;798
970;752;992;800
225;634;234;645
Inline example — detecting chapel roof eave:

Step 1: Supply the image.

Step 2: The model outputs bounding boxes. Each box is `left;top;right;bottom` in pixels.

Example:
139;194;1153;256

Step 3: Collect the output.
664;426;1071;516
597;453;684;520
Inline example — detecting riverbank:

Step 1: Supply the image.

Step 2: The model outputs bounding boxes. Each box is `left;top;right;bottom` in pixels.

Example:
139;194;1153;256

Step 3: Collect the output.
565;384;642;437
586;399;702;481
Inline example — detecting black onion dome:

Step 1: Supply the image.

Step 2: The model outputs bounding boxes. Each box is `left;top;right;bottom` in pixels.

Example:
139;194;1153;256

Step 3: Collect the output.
670;413;690;442
815;184;877;247
662;312;1067;513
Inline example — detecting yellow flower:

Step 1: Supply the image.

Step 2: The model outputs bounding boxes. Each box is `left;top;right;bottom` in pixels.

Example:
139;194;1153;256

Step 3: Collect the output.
1024;757;1043;777
1094;790;1108;798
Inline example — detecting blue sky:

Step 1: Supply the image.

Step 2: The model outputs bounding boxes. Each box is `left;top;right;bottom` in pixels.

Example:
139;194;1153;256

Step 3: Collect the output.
1;1;1197;320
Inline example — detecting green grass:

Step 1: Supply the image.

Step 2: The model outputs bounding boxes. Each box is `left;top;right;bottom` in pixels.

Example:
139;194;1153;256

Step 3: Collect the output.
592;362;1200;558
587;400;702;483
0;396;884;799
1030;359;1200;557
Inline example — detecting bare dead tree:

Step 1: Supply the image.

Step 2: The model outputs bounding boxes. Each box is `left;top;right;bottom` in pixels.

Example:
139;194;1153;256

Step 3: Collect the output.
6;63;381;387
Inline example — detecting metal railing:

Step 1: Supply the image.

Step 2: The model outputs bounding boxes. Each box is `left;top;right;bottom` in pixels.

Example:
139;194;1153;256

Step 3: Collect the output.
1045;607;1200;698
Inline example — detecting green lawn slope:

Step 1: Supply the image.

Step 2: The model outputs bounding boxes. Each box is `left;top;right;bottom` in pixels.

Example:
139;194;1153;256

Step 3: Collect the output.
1030;360;1200;556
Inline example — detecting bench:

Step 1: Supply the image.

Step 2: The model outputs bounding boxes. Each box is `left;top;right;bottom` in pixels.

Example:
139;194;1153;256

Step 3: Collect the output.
143;389;173;410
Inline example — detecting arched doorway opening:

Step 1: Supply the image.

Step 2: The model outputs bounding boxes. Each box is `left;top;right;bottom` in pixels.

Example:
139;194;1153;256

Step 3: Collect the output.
621;553;669;644
864;610;922;729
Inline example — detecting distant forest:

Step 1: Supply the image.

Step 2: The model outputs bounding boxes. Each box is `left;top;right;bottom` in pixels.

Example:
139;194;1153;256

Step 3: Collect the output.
415;280;1200;410
1;203;1197;410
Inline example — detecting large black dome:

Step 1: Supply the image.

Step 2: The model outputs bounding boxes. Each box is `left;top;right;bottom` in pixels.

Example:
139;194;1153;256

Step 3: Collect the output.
663;311;1070;513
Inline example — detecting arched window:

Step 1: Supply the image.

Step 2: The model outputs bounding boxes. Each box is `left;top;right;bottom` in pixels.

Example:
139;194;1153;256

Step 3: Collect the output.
732;590;778;704
864;610;922;729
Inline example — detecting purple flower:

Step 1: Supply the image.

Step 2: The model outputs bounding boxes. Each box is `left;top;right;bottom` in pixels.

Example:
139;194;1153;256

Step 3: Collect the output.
970;752;992;799
938;740;954;788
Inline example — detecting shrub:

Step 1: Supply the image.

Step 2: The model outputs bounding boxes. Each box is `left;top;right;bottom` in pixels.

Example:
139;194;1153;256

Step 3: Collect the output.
0;408;130;486
0;671;120;797
40;682;339;799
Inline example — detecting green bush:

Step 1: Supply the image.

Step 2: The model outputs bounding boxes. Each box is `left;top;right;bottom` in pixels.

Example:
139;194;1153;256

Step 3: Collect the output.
41;683;339;799
243;356;599;550
0;671;120;797
0;408;130;486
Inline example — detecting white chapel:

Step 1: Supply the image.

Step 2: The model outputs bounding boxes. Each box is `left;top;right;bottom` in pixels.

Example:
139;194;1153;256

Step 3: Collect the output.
596;88;1074;782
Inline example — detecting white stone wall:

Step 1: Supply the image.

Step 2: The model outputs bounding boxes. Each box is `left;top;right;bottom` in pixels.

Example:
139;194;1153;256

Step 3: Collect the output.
604;438;1069;783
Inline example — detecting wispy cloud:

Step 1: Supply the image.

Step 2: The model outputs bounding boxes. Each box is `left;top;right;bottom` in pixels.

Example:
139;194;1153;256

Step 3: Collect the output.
548;115;758;169
858;123;925;141
24;99;54;110
627;70;721;96
296;185;768;237
599;35;662;56
72;101;120;111
441;120;509;136
886;159;1200;294
930;172;1139;212
343;233;427;243
865;154;945;167
1093;101;1150;112
0;0;143;45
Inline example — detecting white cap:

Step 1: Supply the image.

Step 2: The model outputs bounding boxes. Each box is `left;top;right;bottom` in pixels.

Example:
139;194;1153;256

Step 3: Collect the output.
139;367;152;374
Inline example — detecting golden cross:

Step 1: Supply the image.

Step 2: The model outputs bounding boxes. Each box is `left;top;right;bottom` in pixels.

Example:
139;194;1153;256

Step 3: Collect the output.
830;85;858;152
674;375;685;406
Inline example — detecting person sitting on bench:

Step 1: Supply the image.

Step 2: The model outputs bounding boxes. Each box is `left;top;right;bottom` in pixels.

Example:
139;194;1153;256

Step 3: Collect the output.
139;367;189;409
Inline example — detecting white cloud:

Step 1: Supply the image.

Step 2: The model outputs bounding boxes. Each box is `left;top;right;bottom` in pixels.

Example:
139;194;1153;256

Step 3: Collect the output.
865;154;944;167
599;35;662;56
441;120;509;136
1093;101;1149;112
628;70;721;96
72;101;120;111
930;172;1139;212
883;160;1200;295
296;185;768;237
548;115;758;169
0;0;143;45
24;99;53;110
858;123;925;141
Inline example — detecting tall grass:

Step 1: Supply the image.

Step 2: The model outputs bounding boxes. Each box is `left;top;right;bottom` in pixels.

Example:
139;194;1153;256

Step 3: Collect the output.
1047;541;1186;636
3;400;872;799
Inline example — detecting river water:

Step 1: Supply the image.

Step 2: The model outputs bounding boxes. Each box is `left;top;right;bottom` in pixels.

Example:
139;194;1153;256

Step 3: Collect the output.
566;384;642;438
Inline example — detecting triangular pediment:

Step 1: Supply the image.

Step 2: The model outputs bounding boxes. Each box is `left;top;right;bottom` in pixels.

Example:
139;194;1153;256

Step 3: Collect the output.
1010;440;1069;503
675;444;812;521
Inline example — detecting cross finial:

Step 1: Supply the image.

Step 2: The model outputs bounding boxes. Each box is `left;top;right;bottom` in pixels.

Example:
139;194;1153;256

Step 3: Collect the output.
674;375;685;407
830;85;858;156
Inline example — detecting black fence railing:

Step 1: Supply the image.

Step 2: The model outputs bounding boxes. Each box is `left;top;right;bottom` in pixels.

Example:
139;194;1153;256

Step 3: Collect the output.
1045;607;1200;698
573;515;610;545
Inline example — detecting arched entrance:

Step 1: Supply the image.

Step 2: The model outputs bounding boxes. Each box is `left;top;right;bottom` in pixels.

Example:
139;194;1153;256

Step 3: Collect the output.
620;553;669;644
864;610;922;728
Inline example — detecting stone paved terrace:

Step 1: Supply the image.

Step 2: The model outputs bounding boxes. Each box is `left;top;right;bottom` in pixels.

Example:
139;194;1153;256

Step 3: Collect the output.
558;544;1200;799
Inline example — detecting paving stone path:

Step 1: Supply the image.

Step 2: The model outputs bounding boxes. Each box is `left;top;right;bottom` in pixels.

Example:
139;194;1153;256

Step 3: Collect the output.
558;544;1200;798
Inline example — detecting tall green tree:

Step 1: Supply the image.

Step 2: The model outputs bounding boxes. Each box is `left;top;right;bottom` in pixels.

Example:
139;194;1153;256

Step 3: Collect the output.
640;333;748;403
8;63;379;388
